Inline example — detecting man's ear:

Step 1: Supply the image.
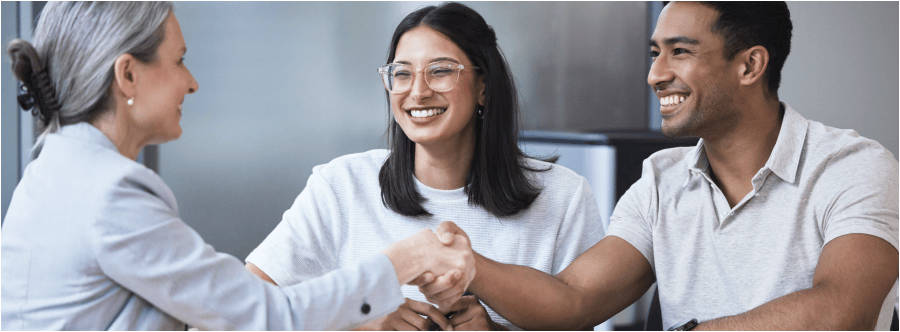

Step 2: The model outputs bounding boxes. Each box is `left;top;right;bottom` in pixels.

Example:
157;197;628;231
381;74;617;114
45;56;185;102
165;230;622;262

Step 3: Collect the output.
737;45;769;87
113;53;138;99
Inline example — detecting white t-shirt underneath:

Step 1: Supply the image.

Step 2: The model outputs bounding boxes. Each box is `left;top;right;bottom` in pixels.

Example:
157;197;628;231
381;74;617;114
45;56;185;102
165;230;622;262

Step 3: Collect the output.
247;149;606;330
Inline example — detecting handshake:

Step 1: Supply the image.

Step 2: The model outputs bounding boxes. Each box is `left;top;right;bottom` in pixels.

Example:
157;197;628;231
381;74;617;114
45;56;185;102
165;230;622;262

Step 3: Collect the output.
382;221;475;308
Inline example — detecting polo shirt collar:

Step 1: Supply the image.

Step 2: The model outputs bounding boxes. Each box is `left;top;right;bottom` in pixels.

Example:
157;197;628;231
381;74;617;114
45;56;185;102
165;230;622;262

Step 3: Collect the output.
683;139;708;187
682;102;808;187
764;102;808;184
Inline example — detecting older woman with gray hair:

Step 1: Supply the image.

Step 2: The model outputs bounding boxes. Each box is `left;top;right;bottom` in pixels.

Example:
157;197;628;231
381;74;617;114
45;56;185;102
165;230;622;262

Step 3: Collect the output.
1;2;474;330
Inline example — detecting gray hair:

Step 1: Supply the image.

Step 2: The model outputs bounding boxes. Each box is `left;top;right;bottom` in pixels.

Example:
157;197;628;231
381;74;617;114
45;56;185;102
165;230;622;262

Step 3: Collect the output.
8;1;173;149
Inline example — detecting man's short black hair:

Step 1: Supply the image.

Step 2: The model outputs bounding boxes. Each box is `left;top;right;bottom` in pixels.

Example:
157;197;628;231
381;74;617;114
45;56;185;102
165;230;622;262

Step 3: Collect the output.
664;2;793;97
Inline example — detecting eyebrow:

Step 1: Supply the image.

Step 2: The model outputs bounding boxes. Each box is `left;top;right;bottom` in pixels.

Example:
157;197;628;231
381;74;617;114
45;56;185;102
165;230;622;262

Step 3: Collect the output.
649;36;700;48
395;57;460;65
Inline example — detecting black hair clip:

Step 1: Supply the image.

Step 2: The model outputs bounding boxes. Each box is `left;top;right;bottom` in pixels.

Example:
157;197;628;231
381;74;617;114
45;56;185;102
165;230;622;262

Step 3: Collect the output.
17;84;36;112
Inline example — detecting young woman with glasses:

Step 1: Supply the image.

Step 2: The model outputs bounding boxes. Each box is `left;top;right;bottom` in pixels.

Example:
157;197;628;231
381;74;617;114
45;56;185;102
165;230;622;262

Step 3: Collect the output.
246;2;605;330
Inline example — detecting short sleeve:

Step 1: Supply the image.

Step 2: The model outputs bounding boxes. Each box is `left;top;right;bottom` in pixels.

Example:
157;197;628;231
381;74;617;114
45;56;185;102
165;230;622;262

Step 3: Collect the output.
91;169;404;330
817;141;899;251
551;177;606;275
245;171;344;286
606;158;658;270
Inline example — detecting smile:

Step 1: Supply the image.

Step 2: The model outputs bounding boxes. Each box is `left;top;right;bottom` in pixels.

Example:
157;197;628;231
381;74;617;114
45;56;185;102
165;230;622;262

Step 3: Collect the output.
408;108;446;118
660;94;687;107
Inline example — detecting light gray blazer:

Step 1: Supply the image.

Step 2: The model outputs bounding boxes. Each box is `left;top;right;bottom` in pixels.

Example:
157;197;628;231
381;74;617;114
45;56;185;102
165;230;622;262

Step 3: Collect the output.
1;123;404;330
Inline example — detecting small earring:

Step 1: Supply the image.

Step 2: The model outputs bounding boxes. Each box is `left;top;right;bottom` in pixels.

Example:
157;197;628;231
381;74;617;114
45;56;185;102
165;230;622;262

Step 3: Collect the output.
127;98;134;106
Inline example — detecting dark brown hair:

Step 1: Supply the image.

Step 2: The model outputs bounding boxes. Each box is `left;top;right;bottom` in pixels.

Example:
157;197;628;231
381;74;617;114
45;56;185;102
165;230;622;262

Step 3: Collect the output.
379;2;553;218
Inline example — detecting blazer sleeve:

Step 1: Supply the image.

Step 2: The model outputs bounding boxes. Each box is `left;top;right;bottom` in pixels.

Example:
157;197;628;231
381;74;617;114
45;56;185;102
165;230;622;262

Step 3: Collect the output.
89;167;404;330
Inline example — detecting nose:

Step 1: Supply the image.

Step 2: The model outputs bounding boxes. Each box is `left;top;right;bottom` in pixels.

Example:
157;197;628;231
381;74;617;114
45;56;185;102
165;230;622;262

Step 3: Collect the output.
647;55;674;89
186;67;199;94
409;69;432;101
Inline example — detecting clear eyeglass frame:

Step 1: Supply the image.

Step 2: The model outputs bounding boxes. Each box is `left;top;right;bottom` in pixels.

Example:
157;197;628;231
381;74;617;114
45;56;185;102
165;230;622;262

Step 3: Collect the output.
377;61;480;94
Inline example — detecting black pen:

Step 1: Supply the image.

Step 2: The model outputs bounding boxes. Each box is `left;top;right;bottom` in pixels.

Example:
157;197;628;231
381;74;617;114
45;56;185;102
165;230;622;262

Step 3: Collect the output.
428;291;473;331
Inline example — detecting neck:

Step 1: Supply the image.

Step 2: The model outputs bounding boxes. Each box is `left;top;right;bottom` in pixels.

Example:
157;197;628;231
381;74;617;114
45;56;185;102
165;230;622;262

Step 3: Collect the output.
704;97;783;206
413;129;476;191
90;109;147;161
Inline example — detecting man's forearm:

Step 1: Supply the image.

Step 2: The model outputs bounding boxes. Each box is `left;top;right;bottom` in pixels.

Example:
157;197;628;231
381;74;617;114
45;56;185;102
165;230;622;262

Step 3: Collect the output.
468;252;596;330
697;234;897;331
696;284;876;331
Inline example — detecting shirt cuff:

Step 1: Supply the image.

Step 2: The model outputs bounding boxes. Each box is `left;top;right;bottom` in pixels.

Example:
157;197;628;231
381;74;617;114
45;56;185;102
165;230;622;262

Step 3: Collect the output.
345;253;406;327
825;223;899;252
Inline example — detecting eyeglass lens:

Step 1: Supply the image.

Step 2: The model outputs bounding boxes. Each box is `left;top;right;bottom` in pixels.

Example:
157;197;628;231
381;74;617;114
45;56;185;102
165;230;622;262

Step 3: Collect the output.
382;62;461;93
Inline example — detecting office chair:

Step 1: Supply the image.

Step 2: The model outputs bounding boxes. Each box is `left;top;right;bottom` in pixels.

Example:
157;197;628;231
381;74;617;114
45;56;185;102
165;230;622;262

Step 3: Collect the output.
644;287;663;331
891;310;900;331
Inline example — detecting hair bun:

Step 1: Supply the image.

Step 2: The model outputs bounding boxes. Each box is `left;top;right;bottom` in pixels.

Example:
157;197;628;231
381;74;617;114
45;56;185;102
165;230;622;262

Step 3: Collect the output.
8;39;61;125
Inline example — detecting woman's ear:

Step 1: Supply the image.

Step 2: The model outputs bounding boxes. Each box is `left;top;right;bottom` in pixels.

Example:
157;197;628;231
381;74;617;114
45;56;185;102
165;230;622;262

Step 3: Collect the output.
113;53;138;101
477;77;486;106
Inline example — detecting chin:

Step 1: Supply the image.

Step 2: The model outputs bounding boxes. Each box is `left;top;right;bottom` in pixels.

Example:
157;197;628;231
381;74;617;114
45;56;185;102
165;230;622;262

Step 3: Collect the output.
660;120;692;138
153;130;183;145
406;132;445;147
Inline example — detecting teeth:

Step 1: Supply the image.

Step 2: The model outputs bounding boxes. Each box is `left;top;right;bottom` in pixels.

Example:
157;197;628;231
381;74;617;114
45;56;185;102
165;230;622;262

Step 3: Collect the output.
660;95;687;107
409;108;446;118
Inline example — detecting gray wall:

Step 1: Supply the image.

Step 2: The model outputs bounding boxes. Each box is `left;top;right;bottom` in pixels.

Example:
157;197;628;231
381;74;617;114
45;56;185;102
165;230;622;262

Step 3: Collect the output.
486;1;650;131
781;2;898;158
164;2;401;258
2;1;19;221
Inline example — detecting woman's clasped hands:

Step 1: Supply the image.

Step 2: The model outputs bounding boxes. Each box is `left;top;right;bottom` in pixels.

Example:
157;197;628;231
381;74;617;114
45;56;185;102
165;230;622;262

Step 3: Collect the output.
380;223;506;331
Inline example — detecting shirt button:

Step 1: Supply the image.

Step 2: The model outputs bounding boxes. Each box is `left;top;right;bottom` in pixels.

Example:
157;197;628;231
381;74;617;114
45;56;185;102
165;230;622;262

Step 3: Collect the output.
361;303;371;315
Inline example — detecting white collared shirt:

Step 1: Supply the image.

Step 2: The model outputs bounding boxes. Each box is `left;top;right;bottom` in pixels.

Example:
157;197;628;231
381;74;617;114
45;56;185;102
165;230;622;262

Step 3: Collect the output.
2;122;405;330
608;103;899;330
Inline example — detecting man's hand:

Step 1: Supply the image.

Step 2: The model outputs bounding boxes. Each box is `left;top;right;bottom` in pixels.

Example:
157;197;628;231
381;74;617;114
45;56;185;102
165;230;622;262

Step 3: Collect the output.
354;298;453;331
434;221;470;247
446;296;508;331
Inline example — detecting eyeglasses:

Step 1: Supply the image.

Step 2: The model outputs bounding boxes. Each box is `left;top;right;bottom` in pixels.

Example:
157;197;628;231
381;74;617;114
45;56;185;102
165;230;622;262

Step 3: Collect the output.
377;61;480;94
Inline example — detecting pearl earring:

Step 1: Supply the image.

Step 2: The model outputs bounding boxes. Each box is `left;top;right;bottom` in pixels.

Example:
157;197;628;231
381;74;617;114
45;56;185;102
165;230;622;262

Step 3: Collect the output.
127;98;134;106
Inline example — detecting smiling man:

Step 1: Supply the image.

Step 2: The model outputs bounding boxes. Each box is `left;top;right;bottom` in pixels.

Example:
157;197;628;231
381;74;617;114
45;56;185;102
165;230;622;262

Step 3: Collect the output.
422;2;899;330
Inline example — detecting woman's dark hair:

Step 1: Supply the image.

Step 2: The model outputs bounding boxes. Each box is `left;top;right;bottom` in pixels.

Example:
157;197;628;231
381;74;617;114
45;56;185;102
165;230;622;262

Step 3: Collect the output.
379;2;552;218
669;1;792;98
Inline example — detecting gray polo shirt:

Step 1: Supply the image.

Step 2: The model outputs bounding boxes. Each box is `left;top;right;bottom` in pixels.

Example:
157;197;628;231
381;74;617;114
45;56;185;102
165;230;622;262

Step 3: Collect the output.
608;103;899;330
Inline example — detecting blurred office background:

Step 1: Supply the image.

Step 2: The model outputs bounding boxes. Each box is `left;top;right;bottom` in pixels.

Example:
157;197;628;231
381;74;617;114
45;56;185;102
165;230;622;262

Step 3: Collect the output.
2;2;898;330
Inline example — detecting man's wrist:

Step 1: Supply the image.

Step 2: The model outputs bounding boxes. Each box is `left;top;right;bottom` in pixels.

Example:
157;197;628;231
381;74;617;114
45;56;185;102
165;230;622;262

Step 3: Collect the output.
468;252;488;294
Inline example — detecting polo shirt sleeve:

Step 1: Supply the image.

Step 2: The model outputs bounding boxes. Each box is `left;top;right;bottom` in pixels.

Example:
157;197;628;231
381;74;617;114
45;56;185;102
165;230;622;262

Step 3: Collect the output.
550;177;607;275
607;158;658;270
245;170;343;286
817;140;899;251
